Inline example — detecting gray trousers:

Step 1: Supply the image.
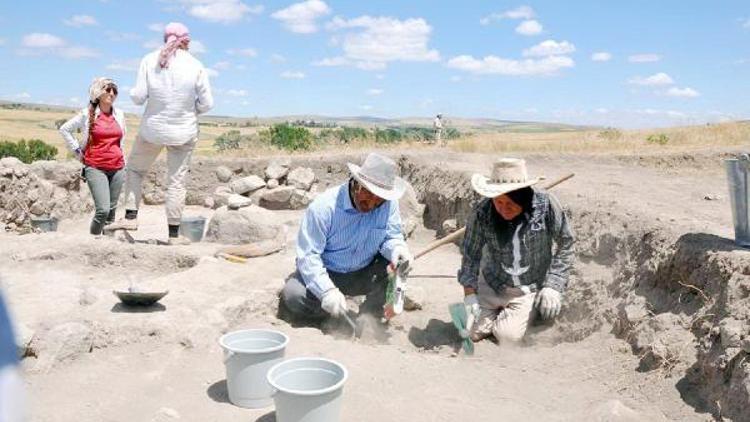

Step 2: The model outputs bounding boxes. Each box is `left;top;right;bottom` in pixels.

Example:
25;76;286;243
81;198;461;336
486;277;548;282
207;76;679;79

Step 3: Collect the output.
84;166;125;235
281;255;389;319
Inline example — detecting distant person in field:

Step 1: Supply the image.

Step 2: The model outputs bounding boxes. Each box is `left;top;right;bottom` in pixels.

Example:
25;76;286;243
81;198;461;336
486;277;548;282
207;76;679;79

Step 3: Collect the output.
433;114;444;146
106;22;213;245
59;77;126;235
458;158;575;343
281;153;413;324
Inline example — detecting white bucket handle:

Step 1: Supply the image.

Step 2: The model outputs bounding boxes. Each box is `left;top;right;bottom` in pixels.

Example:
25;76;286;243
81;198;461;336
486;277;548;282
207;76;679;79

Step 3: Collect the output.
223;349;235;365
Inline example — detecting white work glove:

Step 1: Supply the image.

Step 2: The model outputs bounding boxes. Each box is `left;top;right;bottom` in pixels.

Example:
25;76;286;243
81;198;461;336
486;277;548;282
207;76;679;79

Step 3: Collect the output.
462;293;480;336
534;287;562;320
321;288;348;317
391;245;413;273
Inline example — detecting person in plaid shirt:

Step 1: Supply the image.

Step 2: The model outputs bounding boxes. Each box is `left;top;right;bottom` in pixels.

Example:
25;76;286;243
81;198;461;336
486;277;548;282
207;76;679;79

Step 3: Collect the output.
458;158;575;343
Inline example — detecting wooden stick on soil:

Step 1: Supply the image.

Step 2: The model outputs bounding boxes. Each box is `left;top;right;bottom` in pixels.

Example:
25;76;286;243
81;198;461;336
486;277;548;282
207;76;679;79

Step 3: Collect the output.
413;172;575;260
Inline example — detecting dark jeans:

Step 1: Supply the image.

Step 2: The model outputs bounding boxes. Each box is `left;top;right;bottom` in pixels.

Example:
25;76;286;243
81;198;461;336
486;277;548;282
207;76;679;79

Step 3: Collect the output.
281;255;389;319
84;166;124;235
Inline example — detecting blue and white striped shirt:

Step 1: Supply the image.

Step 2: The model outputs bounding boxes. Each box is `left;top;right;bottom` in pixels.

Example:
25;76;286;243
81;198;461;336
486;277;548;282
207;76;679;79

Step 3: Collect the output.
296;182;406;298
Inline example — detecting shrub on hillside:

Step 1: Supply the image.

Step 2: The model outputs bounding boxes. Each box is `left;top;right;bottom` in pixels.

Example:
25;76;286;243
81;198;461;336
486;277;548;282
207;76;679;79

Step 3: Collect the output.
266;123;313;151
597;127;623;141
374;128;402;144
0;139;58;163
646;133;669;145
214;130;242;151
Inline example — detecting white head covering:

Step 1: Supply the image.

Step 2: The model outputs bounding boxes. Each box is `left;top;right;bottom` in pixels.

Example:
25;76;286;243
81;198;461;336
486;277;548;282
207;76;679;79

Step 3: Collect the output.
88;77;117;103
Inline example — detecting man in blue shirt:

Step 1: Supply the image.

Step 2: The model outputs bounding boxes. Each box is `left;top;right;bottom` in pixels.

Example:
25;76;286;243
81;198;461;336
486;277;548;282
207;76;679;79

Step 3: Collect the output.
281;153;413;321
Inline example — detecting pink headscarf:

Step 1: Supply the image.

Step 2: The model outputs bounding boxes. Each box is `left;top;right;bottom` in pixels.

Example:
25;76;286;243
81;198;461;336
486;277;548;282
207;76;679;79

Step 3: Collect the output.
158;22;191;69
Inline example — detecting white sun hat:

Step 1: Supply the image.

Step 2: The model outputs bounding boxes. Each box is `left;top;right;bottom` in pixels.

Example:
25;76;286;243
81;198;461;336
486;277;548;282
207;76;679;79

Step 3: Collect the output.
471;158;544;198
346;153;407;201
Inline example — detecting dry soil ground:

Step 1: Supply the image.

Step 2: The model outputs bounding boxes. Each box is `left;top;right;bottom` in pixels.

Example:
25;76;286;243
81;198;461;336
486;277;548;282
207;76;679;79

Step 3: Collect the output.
1;148;739;421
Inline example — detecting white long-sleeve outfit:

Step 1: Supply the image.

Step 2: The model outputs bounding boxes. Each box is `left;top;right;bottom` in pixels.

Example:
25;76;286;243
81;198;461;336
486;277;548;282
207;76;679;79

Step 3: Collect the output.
58;107;127;155
130;49;213;145
123;48;214;225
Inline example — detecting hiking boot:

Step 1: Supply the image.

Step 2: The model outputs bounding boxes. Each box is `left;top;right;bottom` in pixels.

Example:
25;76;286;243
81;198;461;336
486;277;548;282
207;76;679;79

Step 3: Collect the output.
104;218;138;231
167;235;191;246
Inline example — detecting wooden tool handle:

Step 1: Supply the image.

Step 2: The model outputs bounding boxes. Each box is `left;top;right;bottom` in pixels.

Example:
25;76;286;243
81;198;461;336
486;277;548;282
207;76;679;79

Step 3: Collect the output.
413;172;575;261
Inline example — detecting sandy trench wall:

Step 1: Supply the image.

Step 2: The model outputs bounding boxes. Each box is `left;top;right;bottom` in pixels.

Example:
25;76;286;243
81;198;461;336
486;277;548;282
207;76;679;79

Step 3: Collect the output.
399;156;750;422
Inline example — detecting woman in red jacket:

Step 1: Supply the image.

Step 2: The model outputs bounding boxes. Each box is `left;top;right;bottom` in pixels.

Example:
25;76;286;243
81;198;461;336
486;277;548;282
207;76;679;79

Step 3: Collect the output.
59;77;127;235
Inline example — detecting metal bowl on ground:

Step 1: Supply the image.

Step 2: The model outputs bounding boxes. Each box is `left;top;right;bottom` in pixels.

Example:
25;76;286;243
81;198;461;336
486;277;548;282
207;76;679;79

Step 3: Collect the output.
113;289;169;306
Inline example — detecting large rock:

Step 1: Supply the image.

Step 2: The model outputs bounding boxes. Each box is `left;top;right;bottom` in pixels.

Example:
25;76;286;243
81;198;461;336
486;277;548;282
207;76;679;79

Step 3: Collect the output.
266;178;279;189
30;322;93;372
290;189;315;210
230;175;266;195
399;181;424;239
227;194;252;210
29;160;81;189
259;187;295;210
205;205;283;245
212;186;233;209
265;159;290;180
215;165;233;183
287;167;316;191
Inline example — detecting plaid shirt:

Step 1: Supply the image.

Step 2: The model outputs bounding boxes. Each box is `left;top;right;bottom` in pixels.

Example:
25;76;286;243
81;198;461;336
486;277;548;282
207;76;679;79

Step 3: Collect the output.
458;190;575;294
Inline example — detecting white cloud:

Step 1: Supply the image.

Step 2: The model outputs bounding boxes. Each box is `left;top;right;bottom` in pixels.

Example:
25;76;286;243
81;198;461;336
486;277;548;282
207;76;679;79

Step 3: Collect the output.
58;46;99;59
12;92;31;100
212;61;232;70
143;39;161;50
226;48;257;57
628;72;674;86
281;71;305;79
69;97;81;104
0;38;6;46
446;54;574;76
22;33;65;48
106;59;141;72
665;86;700;98
63;15;98;27
185;0;263;24
272;0;331;34
205;68;220;78
359;104;373;111
19;33;98;59
450;75;462;82
375;74;385;80
148;23;165;32
741;18;750;29
367;88;383;96
628;53;661;63
226;89;248;97
480;6;535;25
270;53;286;63
523;107;538;113
323;16;439;70
190;40;207;54
591;52;612;62
523;40;575;57
595;108;609;114
312;56;350;67
105;31;140;42
515;20;542;36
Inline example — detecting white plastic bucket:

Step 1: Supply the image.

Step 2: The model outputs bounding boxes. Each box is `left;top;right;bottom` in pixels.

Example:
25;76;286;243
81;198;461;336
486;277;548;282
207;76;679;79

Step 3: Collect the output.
219;329;289;408
267;357;348;422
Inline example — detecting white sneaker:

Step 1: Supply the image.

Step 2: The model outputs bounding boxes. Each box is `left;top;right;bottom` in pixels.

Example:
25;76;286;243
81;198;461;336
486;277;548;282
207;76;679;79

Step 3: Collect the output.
104;218;138;231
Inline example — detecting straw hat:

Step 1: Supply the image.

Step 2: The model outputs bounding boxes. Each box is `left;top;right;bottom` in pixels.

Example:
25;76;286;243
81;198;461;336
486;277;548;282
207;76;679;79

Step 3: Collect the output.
346;153;407;201
471;158;544;198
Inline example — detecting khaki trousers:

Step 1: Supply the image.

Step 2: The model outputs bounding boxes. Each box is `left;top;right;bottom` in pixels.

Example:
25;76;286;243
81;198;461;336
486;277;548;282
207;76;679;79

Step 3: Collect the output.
473;274;537;343
123;136;196;225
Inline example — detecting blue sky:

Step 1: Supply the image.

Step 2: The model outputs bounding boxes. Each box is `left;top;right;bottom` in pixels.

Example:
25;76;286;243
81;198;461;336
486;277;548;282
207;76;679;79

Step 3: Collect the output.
0;0;747;128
